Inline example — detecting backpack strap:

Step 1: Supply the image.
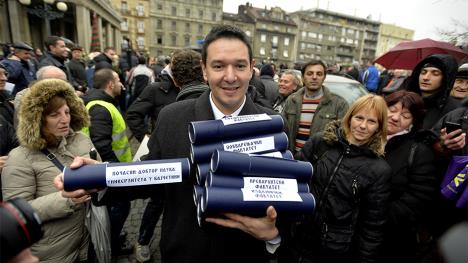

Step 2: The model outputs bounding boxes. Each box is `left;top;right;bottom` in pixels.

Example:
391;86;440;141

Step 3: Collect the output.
40;149;64;171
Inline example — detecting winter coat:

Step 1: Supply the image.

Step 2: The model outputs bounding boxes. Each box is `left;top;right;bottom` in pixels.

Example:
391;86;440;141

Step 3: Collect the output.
93;53;113;70
405;54;461;129
260;75;279;107
380;131;438;263
146;90;279;263
288;121;391;263
175;81;209;102
433;98;468;155
39;52;68;75
0;115;18;201
67;58;88;90
1;80;93;262
0;90;14;125
125;73;178;142
82;89;121;163
282;86;349;153
363;65;380;92
1;57;36;95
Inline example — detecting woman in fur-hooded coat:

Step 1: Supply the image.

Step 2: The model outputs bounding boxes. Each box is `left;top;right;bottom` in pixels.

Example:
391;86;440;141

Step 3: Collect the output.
2;79;95;263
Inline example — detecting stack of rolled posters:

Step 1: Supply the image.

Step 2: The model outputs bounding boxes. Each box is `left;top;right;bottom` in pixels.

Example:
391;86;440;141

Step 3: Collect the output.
63;158;190;191
189;114;290;187
196;150;315;226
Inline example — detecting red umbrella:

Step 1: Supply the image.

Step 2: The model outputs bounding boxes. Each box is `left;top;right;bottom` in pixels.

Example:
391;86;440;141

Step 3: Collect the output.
374;38;468;70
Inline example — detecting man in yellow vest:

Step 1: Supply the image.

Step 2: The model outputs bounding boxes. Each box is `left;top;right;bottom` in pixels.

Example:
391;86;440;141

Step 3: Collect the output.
82;68;132;257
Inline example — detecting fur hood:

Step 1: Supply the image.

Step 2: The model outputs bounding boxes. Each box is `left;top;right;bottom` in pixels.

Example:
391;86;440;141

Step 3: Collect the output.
17;79;89;150
322;120;385;157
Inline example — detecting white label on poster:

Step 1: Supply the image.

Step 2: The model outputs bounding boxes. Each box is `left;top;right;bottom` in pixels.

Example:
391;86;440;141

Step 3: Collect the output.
106;162;182;187
249;151;283;158
242;188;302;202
221;114;271;126
223;136;275;153
243;177;299;192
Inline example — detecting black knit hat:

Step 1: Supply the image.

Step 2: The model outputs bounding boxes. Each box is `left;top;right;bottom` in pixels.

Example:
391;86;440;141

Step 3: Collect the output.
456;63;468;79
260;64;274;77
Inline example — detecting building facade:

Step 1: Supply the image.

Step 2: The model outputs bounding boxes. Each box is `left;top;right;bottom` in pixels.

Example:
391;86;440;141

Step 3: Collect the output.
111;0;150;55
148;0;223;56
291;9;380;66
376;23;414;57
0;0;122;53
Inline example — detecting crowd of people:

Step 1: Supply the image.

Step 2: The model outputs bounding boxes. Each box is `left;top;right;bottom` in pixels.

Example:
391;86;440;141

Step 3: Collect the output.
1;24;467;263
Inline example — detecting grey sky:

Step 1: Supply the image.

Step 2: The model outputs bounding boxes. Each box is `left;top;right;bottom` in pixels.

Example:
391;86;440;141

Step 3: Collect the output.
223;0;467;41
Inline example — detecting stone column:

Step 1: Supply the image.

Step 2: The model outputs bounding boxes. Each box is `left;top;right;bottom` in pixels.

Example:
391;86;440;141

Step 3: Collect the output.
75;5;91;53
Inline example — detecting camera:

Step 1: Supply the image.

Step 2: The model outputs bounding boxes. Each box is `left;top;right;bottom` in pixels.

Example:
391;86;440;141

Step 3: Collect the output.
0;198;43;262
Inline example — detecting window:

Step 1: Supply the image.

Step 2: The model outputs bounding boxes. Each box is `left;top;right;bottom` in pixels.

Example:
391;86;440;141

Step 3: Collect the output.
157;19;162;29
186;8;191;17
121;19;128;31
308;32;317;38
171;35;177;46
301;31;307;38
198;24;203;33
300;43;306;49
137;21;144;33
283;50;289;57
136;3;144;16
212;12;216;21
271;36;278;46
137;37;145;48
260;34;266;43
185;23;190;32
171;6;177;16
199;10;204;19
171;21;177;31
185;35;190;46
318;34;323;41
284;37;289;46
271;48;277;58
274;25;279;31
156;35;162;45
121;1;128;12
259;47;265;55
245;30;251;37
157;4;162;10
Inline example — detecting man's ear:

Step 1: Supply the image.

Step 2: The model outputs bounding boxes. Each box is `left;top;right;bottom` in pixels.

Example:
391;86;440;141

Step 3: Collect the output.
201;60;208;82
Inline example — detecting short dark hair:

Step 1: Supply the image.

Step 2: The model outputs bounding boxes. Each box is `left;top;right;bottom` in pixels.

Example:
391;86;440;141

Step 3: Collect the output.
171;49;204;86
44;36;63;51
138;56;147;65
201;25;252;65
384;90;426;131
103;47;115;53
301;60;327;77
93;68;115;90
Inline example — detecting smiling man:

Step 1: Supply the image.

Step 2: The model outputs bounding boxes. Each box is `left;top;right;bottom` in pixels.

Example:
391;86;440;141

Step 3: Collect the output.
145;25;281;263
450;63;468;100
405;54;460;129
282;60;348;154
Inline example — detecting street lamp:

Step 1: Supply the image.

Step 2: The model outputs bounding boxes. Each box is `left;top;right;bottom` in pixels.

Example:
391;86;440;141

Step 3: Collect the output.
17;0;68;36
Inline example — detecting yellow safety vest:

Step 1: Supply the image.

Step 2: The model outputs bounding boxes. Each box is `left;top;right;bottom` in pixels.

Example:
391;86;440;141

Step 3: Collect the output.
82;100;132;162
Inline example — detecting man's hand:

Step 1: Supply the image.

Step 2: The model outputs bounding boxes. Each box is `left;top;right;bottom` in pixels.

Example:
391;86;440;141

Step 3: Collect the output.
205;206;279;241
440;128;466;151
53;156;100;198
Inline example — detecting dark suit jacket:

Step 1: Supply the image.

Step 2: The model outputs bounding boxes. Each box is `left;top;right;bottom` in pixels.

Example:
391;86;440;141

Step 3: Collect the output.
147;90;277;263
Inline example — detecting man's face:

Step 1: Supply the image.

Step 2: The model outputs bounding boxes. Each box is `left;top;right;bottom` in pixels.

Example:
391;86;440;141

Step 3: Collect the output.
202;38;253;115
49;40;67;58
15;49;31;61
278;74;297;97
72;50;82;60
419;67;443;96
451;78;468;99
303;64;326;93
105;49;116;60
0;68;8;90
111;71;123;97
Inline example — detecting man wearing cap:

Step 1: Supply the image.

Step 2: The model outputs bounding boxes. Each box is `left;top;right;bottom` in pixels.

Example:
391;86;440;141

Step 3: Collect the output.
67;45;88;95
450;63;468;100
0;42;36;96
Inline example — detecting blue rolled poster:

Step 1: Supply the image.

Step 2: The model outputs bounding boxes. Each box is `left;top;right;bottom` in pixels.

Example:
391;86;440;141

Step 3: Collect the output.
63;158;190;191
441;165;468;200
193;185;205;206
196;163;211;185
455;185;468;208
441;156;468;187
211;150;312;181
190;132;289;164
206;173;310;193
189;114;284;144
196;151;293;185
201;187;315;216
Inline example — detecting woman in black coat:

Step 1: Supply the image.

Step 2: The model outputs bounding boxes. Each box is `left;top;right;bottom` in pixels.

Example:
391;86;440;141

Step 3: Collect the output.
286;94;392;263
380;90;438;263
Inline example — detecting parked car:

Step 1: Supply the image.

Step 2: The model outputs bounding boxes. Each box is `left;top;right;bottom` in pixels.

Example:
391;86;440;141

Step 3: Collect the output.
324;74;369;105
